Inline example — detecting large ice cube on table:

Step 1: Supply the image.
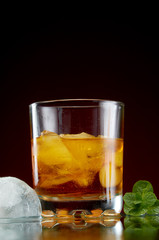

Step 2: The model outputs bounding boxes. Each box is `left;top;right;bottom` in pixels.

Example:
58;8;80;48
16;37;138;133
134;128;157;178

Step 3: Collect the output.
0;177;42;219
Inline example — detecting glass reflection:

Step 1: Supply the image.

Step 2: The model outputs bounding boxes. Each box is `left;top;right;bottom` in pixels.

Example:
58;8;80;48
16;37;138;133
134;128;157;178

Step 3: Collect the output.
42;217;123;240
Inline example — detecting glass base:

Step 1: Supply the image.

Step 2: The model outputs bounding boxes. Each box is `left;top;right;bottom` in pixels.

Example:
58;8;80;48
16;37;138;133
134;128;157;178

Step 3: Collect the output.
40;195;122;219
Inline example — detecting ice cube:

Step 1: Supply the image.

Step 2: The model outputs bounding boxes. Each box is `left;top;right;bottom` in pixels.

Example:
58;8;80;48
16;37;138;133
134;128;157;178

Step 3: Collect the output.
34;131;74;167
99;164;122;188
0;177;42;218
60;132;108;187
60;132;95;139
61;133;106;171
33;131;79;189
74;171;95;187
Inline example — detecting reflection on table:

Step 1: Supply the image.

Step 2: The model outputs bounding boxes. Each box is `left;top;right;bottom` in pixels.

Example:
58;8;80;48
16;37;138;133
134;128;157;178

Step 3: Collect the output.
0;219;42;240
124;215;159;240
1;215;159;240
42;217;123;240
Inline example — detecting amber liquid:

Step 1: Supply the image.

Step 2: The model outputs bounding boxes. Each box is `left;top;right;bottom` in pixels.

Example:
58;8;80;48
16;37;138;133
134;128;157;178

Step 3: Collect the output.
32;131;123;203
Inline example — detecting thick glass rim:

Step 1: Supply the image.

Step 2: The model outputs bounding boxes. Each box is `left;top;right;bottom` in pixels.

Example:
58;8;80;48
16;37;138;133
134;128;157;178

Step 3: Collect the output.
29;99;124;108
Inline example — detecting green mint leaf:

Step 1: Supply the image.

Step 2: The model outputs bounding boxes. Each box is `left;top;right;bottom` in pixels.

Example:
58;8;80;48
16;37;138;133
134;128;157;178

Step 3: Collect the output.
124;203;147;216
123;193;136;207
142;192;157;208
132;180;153;194
147;200;159;215
133;192;142;204
124;204;133;215
129;204;148;216
124;180;159;216
123;192;142;207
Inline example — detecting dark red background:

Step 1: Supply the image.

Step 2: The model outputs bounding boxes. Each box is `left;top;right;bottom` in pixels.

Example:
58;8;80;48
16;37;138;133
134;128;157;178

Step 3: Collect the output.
1;19;159;197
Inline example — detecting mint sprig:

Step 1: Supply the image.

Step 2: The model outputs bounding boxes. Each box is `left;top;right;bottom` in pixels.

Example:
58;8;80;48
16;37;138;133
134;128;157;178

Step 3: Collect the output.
123;180;159;216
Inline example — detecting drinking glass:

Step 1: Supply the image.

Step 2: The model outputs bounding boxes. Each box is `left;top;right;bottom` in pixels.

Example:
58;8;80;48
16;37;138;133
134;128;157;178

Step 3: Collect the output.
29;99;124;218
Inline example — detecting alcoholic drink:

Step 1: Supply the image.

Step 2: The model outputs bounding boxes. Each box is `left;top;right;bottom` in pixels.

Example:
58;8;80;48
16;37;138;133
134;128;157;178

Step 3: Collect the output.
32;131;123;217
